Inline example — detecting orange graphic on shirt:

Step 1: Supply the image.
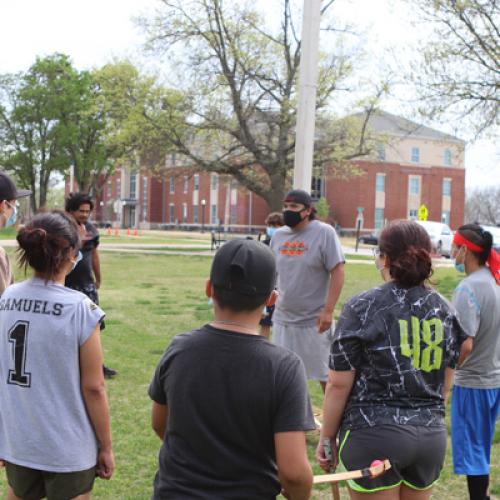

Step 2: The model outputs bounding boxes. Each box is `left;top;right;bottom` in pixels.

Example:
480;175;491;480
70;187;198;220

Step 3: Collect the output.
279;240;307;256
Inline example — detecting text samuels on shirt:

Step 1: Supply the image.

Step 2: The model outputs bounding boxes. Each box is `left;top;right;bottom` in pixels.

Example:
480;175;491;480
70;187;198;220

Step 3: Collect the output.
278;240;309;257
0;297;63;316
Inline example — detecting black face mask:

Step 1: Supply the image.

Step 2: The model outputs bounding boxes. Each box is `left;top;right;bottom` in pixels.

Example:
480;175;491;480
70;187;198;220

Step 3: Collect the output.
283;209;305;228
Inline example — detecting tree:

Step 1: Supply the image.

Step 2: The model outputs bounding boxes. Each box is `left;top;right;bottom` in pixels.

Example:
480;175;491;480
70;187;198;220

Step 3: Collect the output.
465;186;500;224
139;0;383;211
315;196;330;221
0;54;77;211
410;0;499;136
64;61;146;195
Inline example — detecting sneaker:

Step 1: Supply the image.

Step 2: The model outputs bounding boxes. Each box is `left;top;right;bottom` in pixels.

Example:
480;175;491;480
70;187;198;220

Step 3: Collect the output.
103;365;118;379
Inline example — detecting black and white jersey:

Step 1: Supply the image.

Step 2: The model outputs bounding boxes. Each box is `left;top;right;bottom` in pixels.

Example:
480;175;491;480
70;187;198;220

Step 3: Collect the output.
330;282;467;429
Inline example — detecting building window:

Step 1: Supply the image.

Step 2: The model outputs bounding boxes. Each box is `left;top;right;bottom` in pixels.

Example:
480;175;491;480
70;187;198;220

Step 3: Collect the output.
230;205;238;224
444;149;452;166
130;174;137;200
193;205;199;223
442;211;450;225
374;208;384;230
211;174;218;190
182;202;188;222
409;177;420;194
183;176;189;193
311;176;322;200
375;173;385;193
170;177;175;194
169;204;175;223
409;209;418;220
411;147;420;163
443;178;451;196
143;177;148;222
377;144;386;161
194;174;200;191
211;204;218;224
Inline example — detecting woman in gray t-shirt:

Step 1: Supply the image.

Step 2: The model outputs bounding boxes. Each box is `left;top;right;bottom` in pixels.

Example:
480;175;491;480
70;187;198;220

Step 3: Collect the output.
0;212;114;500
450;224;500;500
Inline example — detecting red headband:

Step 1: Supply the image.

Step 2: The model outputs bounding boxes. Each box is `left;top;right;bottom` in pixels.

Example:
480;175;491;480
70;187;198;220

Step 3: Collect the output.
452;232;483;253
453;232;500;285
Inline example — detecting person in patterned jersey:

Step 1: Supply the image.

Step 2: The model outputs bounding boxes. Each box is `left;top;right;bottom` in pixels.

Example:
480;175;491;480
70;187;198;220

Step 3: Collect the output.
316;220;468;499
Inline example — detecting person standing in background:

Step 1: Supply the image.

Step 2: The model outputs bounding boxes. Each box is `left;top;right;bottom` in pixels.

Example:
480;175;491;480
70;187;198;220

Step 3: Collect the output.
270;189;345;392
65;192;117;379
450;224;500;500
0;171;31;294
259;211;283;338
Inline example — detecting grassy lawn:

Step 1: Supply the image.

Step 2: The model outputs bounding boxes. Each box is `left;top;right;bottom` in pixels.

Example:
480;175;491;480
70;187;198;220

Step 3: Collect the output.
1;251;498;499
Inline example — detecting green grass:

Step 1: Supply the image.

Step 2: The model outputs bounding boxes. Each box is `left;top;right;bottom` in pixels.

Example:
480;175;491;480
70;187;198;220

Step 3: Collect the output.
0;227;18;240
0;253;497;499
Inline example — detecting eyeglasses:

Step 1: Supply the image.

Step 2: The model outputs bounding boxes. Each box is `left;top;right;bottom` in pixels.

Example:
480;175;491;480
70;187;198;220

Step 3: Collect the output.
372;247;383;258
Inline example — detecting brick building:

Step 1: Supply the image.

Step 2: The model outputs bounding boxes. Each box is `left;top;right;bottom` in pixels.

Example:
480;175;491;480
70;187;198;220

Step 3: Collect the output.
77;111;465;231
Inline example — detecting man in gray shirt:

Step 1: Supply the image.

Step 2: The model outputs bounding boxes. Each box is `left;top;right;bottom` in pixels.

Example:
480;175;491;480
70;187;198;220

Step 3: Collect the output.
270;189;345;392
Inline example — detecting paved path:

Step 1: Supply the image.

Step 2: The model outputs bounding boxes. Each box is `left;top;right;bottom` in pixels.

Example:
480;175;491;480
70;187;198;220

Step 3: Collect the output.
1;239;453;267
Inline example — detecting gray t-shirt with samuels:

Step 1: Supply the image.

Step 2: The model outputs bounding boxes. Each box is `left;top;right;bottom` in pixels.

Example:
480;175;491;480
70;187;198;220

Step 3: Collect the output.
270;220;345;326
452;267;500;388
0;278;105;472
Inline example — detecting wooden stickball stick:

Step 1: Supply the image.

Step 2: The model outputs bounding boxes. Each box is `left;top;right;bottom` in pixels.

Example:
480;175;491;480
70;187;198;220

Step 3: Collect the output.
314;459;391;485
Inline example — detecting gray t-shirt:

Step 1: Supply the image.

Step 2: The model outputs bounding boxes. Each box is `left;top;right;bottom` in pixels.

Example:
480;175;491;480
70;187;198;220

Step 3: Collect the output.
270;220;345;326
0;278;105;472
452;267;500;388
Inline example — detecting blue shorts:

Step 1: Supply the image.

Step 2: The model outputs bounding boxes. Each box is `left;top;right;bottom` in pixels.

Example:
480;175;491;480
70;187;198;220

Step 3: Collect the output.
451;386;500;475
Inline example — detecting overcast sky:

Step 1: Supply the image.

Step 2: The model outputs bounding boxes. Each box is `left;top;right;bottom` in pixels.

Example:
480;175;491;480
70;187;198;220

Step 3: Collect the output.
0;0;497;190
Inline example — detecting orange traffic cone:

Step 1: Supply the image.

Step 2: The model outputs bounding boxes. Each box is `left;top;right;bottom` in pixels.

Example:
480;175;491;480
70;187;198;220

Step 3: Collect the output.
106;228;112;235
126;228;131;236
114;228;120;236
133;228;139;237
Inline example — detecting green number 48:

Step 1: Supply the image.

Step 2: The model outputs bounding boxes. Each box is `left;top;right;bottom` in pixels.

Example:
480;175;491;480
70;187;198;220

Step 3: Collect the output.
398;317;443;372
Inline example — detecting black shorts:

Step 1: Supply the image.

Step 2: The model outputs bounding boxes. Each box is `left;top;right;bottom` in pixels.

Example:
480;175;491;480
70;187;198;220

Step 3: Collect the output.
338;424;446;492
6;462;96;500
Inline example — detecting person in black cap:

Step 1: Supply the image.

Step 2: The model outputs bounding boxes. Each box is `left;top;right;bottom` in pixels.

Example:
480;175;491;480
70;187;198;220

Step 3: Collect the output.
148;239;315;499
270;189;345;392
0;171;31;293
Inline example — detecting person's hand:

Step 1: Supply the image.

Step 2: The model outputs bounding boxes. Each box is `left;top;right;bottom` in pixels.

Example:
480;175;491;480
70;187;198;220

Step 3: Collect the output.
96;448;115;480
316;437;338;473
0;459;5;467
95;279;101;290
317;309;333;333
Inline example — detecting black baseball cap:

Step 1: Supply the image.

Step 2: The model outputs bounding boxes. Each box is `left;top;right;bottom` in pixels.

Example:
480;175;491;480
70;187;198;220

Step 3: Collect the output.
284;189;312;207
0;171;31;201
210;239;276;296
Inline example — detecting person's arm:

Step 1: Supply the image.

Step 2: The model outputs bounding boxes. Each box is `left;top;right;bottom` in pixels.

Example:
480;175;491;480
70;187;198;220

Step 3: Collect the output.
318;263;345;333
275;431;313;500
80;325;115;479
92;247;101;289
457;336;473;366
443;367;455;406
0;248;12;294
151;402;168;440
316;370;355;472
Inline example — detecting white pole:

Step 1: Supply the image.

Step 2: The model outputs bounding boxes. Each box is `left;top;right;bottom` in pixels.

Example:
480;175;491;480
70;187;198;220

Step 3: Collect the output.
293;0;322;192
69;164;74;193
